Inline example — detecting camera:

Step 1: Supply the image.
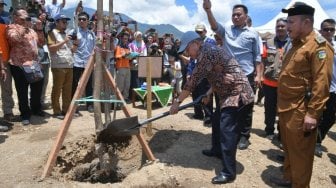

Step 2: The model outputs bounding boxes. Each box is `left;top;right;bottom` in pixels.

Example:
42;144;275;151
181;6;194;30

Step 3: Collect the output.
70;31;77;40
45;14;54;22
110;29;117;37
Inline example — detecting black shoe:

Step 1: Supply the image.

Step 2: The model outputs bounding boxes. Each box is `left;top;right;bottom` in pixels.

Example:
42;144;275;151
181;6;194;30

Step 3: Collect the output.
314;144;323;158
238;137;250;150
202;149;222;159
54;113;65;120
270;176;291;187
211;173;235;184
32;110;46;117
275;154;285;162
203;117;212;126
87;105;94;113
192;114;204;120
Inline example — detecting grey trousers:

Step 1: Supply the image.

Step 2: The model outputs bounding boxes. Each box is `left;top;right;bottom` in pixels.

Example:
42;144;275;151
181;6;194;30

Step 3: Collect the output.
0;63;14;115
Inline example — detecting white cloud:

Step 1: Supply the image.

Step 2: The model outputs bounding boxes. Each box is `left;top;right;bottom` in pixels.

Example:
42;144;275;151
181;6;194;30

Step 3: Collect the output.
45;0;241;32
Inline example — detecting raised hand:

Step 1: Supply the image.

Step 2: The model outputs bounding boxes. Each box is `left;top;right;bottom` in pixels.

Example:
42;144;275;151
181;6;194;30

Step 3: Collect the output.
203;0;212;10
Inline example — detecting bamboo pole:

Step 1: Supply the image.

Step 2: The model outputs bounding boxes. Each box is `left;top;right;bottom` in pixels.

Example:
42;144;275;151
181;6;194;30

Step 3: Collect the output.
94;0;104;131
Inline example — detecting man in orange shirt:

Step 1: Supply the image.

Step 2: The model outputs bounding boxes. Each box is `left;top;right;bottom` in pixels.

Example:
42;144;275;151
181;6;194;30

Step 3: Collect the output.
0;16;9;132
0;10;15;123
262;18;289;141
115;32;131;101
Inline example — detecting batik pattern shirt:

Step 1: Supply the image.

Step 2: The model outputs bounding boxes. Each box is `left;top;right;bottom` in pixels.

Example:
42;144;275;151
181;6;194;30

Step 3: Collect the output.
6;24;38;66
184;43;254;109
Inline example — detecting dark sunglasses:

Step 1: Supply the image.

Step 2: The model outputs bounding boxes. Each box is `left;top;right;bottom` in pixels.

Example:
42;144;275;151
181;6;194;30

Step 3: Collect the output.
322;28;335;32
78;17;87;21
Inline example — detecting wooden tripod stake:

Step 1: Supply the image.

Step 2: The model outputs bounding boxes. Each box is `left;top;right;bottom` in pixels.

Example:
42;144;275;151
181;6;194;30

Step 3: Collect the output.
41;55;156;180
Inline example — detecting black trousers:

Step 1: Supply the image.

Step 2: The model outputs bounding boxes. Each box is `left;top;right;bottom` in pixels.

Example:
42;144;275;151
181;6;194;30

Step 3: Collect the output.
192;78;213;118
72;66;93;107
317;92;336;143
263;84;278;135
210;94;221;154
219;102;246;178
10;64;43;120
239;73;255;139
129;69;139;96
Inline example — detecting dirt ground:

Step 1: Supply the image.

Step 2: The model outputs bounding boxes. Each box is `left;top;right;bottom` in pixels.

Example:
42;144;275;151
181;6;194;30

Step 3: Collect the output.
0;84;336;187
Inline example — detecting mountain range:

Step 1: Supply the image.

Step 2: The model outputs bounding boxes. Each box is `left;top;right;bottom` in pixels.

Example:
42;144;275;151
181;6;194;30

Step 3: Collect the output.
63;7;184;39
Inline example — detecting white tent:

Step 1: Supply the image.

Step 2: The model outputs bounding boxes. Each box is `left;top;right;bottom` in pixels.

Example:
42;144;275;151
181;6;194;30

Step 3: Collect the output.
255;0;330;33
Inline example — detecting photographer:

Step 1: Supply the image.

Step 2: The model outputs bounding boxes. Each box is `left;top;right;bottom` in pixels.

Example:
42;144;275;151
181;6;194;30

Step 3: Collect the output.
31;14;51;109
128;31;147;91
72;11;95;113
47;14;77;119
161;34;174;84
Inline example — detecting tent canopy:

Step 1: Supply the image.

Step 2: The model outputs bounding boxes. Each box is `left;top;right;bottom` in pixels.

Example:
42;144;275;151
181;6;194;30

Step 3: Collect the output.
255;0;330;33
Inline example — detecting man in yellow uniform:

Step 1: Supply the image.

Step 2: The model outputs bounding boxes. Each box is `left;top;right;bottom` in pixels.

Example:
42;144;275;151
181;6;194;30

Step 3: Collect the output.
271;2;334;187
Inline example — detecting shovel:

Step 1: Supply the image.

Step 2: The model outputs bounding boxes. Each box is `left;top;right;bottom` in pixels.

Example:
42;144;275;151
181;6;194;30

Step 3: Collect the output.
97;95;206;140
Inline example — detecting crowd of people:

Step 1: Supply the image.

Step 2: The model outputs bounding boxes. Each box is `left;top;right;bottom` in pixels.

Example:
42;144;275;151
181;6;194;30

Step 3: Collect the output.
0;0;335;187
0;0;187;127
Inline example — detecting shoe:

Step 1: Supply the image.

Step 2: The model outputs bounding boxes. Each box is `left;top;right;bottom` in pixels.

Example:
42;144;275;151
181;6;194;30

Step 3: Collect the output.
32;110;46;117
266;134;275;141
279;165;284;173
203;117;211;126
87;105;94;113
314;143;323;158
211;173;235;184
54;113;65;120
270;176;291;187
74;111;82;117
192;114;204;120
21;119;30;126
276;154;285;162
238;137;250;150
0;125;9;132
3;113;15;122
125;98;132;104
202;149;222;159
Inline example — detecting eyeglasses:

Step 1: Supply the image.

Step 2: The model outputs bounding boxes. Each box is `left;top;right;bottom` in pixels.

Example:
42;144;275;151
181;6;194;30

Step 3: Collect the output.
232;13;242;17
196;31;203;34
322;28;335;32
61;20;68;24
78;17;87;21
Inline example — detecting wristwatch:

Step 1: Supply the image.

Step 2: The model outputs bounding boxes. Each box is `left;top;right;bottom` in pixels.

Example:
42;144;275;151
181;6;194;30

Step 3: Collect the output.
175;98;182;104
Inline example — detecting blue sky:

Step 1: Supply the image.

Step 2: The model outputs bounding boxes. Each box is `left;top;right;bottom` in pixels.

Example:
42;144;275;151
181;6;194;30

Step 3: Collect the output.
65;0;336;32
4;0;336;32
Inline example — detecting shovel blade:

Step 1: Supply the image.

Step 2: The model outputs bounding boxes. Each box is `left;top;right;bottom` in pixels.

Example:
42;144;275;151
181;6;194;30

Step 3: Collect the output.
97;116;140;141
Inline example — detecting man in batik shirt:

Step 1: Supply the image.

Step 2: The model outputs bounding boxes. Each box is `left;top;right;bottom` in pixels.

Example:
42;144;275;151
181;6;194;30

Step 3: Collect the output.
170;31;254;184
